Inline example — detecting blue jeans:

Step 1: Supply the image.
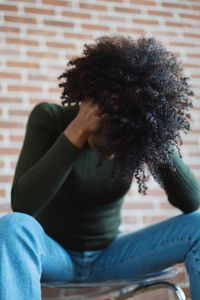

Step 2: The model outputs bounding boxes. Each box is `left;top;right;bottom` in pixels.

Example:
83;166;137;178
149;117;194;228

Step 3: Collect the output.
0;211;200;300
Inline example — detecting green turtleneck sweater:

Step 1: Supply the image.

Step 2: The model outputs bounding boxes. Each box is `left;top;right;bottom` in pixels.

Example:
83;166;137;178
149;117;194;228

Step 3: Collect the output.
11;102;200;251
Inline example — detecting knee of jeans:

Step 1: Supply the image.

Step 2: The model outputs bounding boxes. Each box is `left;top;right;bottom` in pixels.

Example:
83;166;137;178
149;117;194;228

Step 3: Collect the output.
184;212;200;273
185;238;200;274
0;212;43;240
185;211;200;230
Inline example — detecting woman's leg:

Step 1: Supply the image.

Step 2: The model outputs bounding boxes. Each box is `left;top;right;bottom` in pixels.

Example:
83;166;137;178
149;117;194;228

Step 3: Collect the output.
88;211;200;300
0;212;76;300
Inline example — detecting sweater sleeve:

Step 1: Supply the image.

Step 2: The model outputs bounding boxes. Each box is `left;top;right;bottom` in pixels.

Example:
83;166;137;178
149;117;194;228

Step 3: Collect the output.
11;102;81;216
158;147;200;213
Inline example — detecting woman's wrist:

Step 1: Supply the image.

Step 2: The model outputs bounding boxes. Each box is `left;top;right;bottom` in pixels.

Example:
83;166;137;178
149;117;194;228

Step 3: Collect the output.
64;120;89;149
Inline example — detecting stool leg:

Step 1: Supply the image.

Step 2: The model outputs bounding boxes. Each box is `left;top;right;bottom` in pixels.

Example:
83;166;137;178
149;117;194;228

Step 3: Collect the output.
115;281;186;300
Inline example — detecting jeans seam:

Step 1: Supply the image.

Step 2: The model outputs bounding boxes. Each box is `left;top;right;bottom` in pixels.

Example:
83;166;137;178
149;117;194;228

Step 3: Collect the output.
42;252;72;272
92;236;191;270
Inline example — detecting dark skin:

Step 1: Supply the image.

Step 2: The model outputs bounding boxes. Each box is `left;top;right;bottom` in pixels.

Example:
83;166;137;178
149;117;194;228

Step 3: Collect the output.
64;100;115;160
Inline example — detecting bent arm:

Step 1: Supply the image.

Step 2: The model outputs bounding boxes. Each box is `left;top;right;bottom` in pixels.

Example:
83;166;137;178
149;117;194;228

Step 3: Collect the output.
158;147;200;213
11;103;81;216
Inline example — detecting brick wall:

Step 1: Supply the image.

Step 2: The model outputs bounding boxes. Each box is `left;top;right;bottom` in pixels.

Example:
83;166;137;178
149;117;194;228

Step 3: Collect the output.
0;0;200;299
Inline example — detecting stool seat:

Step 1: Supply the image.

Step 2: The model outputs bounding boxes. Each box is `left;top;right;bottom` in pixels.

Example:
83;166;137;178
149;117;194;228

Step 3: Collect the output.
41;267;186;299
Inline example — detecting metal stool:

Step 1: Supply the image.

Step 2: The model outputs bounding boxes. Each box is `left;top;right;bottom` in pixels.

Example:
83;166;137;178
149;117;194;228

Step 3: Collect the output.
41;268;186;300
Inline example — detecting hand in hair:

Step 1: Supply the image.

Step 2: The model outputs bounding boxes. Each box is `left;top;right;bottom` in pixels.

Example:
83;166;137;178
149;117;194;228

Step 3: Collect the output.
64;100;107;149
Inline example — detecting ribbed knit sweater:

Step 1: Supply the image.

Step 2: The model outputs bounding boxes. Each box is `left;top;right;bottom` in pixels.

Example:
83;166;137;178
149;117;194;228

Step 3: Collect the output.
11;102;200;251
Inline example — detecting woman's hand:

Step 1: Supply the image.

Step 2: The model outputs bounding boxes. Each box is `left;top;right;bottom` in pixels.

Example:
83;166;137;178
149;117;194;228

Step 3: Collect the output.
64;100;104;149
74;100;104;134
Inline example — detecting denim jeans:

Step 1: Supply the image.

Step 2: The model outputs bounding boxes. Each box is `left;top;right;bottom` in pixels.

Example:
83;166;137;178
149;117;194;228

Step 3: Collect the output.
0;211;200;300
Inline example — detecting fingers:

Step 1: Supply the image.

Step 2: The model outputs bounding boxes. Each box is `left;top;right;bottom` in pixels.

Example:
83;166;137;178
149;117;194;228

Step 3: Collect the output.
78;99;109;133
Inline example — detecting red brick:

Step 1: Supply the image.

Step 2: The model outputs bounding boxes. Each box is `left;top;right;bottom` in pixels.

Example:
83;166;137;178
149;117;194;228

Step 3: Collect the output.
180;13;200;20
43;20;74;27
122;215;137;224
188;151;200;157
8;85;42;93
191;107;200;112
29;98;55;104
0;190;6;197
192;84;200;90
46;42;76;49
152;30;177;37
79;3;107;10
143;216;172;224
42;0;71;6
0;97;22;103
0;26;20;33
82;24;109;31
148;10;173;17
166;21;192;28
0;205;12;213
130;0;156;6
146;189;166;196
0;4;18;11
0;148;20;155
187;53;200;59
183;63;200;69
98;15;125;22
133;19;159;25
184;33;200;39
117;27;145;34
5;15;37;24
65;54;78;60
11;161;17;169
6;0;36;2
47;64;65;71
48;88;60;94
169;42;196;48
62;11;91;19
26;29;56;36
162;2;189;9
191;5;200;11
27;51;58;59
184;140;198;145
0;121;24;129
28;74;56;81
64;32;93;40
114;6;141;14
97;0;123;2
160;202;174;210
24;7;55;15
7;61;40;69
188;164;200;170
0;175;13;183
0;49;20;56
191;74;200;79
10;135;24;142
123;202;154;209
9;109;30;116
0;72;21;79
6;38;39;47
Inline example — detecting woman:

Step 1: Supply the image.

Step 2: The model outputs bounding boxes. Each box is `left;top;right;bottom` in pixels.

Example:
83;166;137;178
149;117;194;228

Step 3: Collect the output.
0;34;200;300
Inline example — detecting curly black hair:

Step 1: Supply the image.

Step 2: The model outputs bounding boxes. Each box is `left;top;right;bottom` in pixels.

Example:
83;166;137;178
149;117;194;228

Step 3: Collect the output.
58;34;194;194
